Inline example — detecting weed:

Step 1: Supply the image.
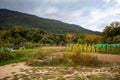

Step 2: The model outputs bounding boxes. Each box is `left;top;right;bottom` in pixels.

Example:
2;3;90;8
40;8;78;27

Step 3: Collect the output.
27;48;102;67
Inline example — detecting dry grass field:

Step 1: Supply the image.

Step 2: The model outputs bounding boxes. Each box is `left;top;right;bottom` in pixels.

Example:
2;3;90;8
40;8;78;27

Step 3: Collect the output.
0;47;120;80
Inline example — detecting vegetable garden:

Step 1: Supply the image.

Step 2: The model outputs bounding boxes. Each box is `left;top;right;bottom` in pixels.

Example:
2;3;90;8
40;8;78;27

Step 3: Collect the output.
66;44;120;54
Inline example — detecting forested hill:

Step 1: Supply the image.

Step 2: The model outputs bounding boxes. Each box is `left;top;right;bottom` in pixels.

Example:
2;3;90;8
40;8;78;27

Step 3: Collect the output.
0;9;101;35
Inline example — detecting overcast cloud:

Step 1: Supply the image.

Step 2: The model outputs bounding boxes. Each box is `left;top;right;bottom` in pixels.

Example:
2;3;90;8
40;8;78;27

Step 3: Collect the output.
0;0;120;31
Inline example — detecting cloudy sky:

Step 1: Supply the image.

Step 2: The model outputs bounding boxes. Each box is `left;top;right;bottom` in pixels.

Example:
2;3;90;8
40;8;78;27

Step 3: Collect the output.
0;0;120;31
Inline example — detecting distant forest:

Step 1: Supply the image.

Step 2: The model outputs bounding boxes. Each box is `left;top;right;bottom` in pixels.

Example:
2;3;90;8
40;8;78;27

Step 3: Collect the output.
0;26;101;49
0;9;120;49
0;21;120;49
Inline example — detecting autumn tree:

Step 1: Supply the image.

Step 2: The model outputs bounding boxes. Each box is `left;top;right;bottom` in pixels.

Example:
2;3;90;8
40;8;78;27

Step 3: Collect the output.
103;21;120;43
84;34;102;44
66;33;74;44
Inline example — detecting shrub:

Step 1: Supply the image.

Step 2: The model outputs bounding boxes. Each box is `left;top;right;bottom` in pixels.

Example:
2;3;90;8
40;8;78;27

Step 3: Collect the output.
62;53;101;67
0;51;14;62
26;48;64;66
0;48;34;65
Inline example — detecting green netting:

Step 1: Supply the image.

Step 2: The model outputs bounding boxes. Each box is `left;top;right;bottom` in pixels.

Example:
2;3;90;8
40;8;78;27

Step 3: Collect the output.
94;44;120;47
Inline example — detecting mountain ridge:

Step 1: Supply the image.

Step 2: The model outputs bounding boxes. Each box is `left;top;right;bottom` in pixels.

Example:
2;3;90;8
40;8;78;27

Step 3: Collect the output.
0;9;101;35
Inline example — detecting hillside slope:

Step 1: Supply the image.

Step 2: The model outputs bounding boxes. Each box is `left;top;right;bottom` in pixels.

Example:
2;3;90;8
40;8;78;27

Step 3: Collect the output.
0;9;101;35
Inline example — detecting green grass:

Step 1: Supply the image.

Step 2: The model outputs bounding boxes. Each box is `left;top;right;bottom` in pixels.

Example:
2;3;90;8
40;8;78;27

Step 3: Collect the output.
0;47;65;66
0;49;34;66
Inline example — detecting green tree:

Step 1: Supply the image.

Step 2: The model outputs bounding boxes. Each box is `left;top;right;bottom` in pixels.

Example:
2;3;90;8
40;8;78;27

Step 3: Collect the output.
113;35;120;43
103;21;120;43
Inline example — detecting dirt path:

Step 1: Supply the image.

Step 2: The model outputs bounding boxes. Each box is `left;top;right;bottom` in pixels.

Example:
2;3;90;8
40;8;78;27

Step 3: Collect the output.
0;62;31;79
92;53;120;63
0;62;119;80
0;53;120;80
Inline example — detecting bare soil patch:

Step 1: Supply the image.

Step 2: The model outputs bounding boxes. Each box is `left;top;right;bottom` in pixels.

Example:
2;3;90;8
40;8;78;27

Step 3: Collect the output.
0;62;119;80
0;53;120;80
0;62;31;79
93;53;120;63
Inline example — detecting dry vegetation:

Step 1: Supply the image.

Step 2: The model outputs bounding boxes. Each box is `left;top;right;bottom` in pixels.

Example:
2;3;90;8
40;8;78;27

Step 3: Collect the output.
0;47;120;80
0;62;120;80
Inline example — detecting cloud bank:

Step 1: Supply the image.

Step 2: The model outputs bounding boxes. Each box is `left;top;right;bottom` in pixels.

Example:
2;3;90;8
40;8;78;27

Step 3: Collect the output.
0;0;120;31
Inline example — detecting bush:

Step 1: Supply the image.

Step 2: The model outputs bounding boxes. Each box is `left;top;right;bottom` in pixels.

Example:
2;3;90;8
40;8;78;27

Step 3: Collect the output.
61;53;101;67
0;51;14;62
0;48;34;65
27;49;59;66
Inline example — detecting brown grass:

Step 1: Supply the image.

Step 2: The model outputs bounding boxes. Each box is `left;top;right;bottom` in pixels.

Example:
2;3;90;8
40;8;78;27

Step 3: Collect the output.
93;53;120;63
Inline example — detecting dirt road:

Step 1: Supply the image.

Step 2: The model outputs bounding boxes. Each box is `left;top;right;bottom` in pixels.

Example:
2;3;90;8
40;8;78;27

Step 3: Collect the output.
0;53;120;80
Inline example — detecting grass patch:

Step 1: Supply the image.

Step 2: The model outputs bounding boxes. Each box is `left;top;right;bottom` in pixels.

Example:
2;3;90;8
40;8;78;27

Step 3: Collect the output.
26;48;65;66
43;75;56;80
0;49;34;66
27;48;102;67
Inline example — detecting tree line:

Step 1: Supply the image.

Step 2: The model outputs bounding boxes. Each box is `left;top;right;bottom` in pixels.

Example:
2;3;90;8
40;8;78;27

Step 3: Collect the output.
0;26;101;49
0;21;120;49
